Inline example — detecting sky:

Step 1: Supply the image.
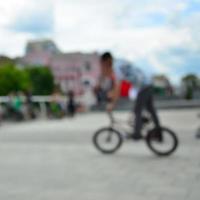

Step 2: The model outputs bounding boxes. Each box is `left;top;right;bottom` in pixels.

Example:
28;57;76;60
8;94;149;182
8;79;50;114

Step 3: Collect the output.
0;0;200;83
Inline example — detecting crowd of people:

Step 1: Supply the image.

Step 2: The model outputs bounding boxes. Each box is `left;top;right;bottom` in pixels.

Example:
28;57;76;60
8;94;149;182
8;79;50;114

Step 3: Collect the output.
0;90;79;123
0;91;35;122
49;90;78;119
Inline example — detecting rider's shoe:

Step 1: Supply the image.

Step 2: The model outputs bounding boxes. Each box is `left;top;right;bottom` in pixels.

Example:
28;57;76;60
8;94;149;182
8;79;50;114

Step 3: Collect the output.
142;116;150;125
149;128;163;142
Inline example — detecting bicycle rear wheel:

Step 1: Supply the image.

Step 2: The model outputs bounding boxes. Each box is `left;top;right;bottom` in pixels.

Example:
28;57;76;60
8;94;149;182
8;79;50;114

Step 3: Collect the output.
93;127;123;154
146;127;178;156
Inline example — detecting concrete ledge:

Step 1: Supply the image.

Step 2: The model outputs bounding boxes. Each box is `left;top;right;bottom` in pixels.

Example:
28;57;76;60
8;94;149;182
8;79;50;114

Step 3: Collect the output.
113;99;200;111
156;99;200;109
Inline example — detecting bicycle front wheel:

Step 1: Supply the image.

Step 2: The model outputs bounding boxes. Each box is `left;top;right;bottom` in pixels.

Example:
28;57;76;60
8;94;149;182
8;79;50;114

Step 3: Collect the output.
146;127;178;156
93;127;123;154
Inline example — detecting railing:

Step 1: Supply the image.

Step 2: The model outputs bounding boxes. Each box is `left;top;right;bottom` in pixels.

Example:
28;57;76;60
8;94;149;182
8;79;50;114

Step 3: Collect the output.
0;96;61;118
0;96;200;118
156;99;200;109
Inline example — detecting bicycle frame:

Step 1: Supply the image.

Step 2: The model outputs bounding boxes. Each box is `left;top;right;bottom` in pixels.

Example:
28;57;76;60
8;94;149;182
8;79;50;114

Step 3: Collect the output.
107;111;153;137
107;111;133;136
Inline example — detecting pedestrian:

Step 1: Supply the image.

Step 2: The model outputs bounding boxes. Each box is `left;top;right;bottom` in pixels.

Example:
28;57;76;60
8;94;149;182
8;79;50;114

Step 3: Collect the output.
24;90;36;119
67;90;76;117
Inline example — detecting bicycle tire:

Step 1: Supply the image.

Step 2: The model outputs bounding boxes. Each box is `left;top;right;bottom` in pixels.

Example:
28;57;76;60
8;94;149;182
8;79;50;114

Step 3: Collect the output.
146;127;178;156
93;127;123;154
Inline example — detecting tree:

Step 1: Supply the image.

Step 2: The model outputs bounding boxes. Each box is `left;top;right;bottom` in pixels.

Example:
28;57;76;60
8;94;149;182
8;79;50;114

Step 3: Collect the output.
0;65;30;95
26;67;54;95
182;74;200;99
0;56;15;66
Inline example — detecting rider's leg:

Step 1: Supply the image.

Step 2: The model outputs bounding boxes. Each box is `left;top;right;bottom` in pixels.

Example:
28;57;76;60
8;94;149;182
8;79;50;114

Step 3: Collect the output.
145;87;160;128
196;128;200;138
132;88;146;139
145;87;163;141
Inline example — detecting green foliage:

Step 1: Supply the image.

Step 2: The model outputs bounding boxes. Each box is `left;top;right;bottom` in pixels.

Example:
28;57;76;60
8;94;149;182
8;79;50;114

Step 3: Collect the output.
0;56;15;67
26;66;54;95
182;74;199;89
0;64;54;96
153;87;165;96
0;65;30;95
182;74;200;100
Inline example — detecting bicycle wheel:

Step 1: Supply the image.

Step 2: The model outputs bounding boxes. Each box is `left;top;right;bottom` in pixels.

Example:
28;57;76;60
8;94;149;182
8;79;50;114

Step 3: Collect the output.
146;127;178;156
93;127;123;154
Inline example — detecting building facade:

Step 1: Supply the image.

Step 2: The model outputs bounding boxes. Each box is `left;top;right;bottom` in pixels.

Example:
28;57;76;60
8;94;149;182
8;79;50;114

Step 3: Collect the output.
19;40;100;95
50;52;100;94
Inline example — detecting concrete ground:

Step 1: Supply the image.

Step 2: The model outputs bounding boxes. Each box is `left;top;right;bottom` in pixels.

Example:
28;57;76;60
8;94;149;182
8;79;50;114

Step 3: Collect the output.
0;109;199;200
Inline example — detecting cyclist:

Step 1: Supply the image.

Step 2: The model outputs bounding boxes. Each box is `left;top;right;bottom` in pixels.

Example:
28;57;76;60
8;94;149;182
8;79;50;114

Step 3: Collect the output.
95;52;160;141
94;52;120;112
95;52;160;140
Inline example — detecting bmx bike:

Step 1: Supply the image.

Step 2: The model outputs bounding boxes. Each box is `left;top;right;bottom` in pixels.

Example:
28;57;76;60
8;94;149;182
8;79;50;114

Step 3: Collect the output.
93;112;178;156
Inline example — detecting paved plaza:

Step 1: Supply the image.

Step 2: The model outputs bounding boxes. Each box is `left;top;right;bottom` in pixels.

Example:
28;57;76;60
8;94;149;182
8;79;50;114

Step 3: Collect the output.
0;109;200;200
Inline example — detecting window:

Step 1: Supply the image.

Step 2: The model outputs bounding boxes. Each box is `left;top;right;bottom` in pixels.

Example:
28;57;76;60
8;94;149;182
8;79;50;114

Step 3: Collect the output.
85;62;91;72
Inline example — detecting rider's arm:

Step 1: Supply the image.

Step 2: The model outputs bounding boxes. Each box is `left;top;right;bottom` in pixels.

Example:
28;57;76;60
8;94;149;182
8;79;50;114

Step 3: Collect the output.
93;77;101;95
107;80;121;111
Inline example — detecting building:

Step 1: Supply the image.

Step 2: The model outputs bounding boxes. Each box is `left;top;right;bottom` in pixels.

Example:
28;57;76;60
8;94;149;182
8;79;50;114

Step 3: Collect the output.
20;40;60;67
153;75;173;96
19;40;100;95
19;39;147;99
50;52;100;94
26;40;60;55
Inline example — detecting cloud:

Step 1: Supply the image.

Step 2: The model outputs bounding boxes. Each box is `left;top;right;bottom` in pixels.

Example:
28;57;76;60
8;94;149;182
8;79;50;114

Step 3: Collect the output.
0;29;31;56
151;3;200;82
9;12;54;35
0;0;199;83
8;1;54;35
158;47;200;75
53;0;188;58
0;0;54;56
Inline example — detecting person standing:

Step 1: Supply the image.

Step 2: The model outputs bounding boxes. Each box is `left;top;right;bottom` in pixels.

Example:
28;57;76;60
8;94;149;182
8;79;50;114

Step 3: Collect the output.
67;90;76;117
25;90;35;119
